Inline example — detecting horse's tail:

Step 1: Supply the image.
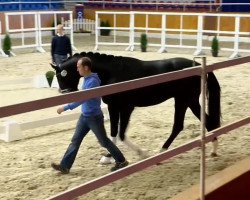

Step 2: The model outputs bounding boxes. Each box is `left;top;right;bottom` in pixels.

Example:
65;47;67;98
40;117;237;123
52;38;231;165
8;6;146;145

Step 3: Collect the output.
207;72;221;130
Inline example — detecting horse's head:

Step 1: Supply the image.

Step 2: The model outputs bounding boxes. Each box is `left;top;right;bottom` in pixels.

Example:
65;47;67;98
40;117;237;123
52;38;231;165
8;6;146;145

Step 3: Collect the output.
50;51;124;93
50;54;81;93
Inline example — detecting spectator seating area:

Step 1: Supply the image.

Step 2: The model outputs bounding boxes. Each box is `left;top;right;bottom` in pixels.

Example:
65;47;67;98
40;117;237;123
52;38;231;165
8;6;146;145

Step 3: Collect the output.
0;0;64;11
83;0;217;12
221;0;250;12
0;0;218;12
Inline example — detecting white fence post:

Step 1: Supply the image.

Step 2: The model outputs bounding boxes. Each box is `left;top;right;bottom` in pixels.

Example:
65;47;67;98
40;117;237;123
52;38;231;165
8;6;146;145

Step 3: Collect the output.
69;13;77;51
158;14;167;53
36;12;46;53
126;12;135;51
0;20;8;57
230;16;241;58
94;12;99;51
194;15;205;56
0;120;23;142
199;56;207;200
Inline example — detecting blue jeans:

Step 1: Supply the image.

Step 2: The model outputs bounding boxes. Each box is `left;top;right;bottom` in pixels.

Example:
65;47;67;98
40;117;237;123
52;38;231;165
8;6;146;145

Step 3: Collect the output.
60;114;126;170
54;54;67;66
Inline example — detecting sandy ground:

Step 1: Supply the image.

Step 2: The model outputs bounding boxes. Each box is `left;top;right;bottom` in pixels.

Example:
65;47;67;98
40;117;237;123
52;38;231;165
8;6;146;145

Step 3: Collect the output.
0;35;249;200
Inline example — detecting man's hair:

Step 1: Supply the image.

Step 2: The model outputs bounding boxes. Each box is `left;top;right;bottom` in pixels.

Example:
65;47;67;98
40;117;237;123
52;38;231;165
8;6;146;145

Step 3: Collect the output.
79;57;92;70
57;24;64;31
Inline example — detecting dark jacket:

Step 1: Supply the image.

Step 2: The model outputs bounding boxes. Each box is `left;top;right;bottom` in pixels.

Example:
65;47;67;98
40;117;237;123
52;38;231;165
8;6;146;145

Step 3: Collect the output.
51;34;72;61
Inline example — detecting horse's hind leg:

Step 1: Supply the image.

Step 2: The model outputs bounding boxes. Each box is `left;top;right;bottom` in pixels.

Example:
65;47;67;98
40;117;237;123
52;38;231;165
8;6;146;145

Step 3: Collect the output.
161;98;188;151
189;100;218;157
120;107;149;159
108;104;120;143
99;105;120;164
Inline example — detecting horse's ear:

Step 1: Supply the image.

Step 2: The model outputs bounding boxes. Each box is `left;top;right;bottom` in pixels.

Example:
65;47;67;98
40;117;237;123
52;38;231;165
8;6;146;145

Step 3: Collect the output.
80;52;86;56
50;63;61;73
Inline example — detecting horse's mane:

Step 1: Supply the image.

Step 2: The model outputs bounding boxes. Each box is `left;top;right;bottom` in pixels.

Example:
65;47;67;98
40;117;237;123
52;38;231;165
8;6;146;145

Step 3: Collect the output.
66;52;199;72
80;51;117;60
74;51;139;63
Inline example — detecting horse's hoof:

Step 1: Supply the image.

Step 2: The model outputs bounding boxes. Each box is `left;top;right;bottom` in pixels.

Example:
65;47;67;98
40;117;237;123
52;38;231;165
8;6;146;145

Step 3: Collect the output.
155;148;168;165
160;148;167;153
138;149;149;159
100;155;115;165
156;162;163;166
101;153;112;157
211;152;218;157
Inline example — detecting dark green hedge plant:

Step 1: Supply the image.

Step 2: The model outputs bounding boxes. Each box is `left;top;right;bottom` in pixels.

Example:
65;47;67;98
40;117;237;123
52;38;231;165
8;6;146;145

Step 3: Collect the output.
211;36;219;57
140;33;148;52
100;20;111;36
46;71;55;86
2;34;12;56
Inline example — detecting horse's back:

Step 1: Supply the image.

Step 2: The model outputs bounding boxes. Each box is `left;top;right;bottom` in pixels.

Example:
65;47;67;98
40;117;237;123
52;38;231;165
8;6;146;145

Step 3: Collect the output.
144;57;199;73
119;57;199;79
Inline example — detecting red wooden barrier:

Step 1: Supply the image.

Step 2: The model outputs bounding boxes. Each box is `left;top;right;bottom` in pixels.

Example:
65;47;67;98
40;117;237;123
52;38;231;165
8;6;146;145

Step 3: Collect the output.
170;156;250;200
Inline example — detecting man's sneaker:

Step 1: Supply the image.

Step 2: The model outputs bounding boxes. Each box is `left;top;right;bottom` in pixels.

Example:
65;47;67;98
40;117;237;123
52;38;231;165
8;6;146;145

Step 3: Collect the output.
110;160;129;172
51;163;69;174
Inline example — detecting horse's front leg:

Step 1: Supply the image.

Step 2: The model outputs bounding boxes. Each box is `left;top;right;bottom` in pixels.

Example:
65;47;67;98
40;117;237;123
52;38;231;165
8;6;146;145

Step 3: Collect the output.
189;99;218;157
161;99;188;151
120;107;149;159
108;105;120;143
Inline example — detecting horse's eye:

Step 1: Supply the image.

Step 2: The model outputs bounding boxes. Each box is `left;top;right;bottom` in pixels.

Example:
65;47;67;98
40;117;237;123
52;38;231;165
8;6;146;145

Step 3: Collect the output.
61;70;67;77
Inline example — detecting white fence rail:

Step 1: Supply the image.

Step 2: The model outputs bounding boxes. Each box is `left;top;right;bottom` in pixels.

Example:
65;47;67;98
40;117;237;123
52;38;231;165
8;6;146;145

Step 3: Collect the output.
0;75;85;89
0;104;109;142
4;11;76;55
0;75;50;88
95;11;250;58
63;18;97;34
0;76;105;142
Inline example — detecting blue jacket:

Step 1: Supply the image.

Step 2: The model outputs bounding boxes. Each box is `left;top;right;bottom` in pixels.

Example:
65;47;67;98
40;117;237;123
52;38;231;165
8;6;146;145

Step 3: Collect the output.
64;73;102;116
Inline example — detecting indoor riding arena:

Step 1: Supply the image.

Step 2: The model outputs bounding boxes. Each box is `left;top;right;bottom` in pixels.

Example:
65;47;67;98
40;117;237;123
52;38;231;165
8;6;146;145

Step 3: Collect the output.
0;1;249;200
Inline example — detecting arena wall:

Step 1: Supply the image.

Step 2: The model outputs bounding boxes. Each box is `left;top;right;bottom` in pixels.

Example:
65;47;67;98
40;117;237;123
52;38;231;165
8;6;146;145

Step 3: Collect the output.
1;9;250;36
84;9;250;34
170;156;250;200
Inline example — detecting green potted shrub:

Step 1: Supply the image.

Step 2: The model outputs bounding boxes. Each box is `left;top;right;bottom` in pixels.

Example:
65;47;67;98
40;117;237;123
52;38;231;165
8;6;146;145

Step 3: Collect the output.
211;36;219;57
2;33;12;56
100;20;111;36
140;33;148;52
45;70;55;87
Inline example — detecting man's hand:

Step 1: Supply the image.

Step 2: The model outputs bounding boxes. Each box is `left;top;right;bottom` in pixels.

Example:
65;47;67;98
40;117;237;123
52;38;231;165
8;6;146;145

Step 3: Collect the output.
57;107;64;114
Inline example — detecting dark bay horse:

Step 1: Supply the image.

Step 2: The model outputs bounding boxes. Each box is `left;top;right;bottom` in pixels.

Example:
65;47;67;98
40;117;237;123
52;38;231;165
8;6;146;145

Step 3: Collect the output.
51;52;221;162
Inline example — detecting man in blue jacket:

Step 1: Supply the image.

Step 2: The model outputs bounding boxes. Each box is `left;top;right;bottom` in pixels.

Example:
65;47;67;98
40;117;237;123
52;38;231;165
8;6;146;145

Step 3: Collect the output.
51;57;128;173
